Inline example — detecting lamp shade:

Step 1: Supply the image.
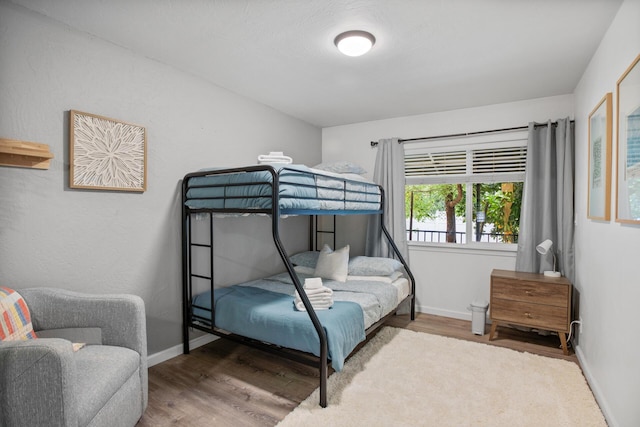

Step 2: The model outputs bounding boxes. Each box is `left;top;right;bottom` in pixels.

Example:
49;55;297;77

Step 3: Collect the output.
535;239;553;255
536;239;561;277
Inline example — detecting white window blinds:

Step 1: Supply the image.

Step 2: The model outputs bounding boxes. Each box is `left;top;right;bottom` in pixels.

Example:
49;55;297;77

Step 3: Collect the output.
404;130;528;185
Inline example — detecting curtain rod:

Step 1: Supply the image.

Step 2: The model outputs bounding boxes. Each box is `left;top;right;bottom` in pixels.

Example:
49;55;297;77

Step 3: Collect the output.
369;120;574;147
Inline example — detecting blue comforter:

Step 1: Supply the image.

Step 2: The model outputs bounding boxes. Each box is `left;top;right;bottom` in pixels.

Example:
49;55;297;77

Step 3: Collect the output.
185;165;319;210
184;164;381;212
192;285;365;371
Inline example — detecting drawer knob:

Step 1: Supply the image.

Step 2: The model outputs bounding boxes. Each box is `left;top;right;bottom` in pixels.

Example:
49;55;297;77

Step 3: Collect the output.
525;290;532;296
524;312;532;318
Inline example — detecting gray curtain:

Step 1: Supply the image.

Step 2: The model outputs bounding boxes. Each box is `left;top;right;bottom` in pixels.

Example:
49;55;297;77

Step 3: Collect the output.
516;118;575;282
365;138;409;261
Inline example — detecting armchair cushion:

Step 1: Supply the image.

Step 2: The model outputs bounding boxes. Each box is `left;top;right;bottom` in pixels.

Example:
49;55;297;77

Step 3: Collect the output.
0;286;37;340
75;345;141;426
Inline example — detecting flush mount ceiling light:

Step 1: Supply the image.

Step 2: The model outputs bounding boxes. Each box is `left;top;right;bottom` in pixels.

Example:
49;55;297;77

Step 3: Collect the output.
334;30;376;57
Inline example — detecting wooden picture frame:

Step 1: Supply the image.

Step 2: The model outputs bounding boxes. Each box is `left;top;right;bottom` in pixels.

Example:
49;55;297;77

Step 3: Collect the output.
615;54;640;224
70;110;147;192
587;93;612;220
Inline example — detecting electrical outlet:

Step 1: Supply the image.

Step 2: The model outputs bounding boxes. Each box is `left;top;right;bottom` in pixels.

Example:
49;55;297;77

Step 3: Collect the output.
579;317;583;334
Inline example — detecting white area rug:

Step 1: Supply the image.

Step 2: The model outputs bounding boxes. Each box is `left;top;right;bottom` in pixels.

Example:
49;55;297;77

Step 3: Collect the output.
277;327;606;427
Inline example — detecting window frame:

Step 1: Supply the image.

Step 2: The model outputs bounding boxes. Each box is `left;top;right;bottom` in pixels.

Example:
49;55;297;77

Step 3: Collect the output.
404;130;527;248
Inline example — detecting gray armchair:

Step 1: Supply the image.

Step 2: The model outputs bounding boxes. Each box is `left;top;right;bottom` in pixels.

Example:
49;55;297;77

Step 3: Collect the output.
0;288;148;427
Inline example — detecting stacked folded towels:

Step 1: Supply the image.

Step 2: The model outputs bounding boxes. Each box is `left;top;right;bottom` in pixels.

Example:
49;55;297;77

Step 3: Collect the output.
294;277;333;311
257;151;293;164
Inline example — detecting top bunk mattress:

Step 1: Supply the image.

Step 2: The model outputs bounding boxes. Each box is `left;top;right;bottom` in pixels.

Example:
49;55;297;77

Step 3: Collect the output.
183;164;382;214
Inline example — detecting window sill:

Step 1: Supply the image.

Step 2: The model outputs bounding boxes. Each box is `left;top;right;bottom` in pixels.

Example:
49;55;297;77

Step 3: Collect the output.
407;240;518;256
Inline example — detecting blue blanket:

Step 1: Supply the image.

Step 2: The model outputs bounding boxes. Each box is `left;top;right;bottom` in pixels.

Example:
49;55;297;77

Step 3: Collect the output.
184;165;381;212
192;285;365;371
185;165;320;210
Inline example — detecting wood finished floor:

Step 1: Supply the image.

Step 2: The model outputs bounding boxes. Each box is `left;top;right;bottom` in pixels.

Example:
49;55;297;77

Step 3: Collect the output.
137;313;578;427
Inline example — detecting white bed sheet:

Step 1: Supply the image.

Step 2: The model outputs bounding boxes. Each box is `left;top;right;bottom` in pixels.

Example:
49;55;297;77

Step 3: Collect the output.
217;271;409;330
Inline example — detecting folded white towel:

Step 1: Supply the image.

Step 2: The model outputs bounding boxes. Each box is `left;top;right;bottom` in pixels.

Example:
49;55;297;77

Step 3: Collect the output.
257;152;293;164
296;290;332;300
304;277;323;289
307;297;334;305
294;292;333;305
295;299;334;311
293;278;334;311
297;287;333;297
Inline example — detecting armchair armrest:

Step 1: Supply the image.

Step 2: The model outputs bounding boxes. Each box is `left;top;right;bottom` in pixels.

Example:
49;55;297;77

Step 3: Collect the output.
0;338;78;426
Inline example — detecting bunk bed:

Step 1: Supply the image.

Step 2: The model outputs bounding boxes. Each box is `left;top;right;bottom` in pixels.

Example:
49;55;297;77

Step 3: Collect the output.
182;164;416;407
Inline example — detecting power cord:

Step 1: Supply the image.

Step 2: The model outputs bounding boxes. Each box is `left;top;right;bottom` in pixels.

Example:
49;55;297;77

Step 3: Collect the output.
566;319;581;343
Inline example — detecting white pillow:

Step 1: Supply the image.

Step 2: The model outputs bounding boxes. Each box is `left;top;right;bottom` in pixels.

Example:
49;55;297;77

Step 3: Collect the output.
314;244;350;282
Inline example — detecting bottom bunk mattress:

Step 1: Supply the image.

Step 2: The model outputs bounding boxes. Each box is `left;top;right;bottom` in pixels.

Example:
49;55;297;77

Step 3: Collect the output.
191;270;409;371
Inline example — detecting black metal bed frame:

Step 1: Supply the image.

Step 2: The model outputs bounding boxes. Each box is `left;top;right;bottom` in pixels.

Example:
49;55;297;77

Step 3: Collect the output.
181;165;416;407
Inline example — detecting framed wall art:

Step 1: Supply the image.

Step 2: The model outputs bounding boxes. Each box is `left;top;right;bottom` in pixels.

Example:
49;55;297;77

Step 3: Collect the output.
587;92;612;220
615;54;640;224
70;110;147;192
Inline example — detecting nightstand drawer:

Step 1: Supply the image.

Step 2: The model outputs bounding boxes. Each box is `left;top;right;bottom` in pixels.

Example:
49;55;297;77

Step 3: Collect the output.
491;299;569;332
492;277;569;307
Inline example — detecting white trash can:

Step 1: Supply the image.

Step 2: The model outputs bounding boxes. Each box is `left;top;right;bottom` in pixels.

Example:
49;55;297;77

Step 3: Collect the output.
468;300;489;335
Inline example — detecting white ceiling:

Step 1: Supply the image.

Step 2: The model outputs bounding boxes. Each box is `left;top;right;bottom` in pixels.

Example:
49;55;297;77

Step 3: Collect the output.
12;0;623;128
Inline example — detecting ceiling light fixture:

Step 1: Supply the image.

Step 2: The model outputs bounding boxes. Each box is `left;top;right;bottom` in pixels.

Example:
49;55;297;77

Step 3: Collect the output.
334;30;376;57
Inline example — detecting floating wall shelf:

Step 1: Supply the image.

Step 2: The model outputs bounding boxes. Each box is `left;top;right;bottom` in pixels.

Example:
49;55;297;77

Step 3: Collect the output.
0;138;54;169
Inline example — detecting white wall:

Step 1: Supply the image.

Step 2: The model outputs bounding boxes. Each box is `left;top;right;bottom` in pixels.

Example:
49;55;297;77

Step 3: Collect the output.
573;1;640;426
0;2;321;355
323;95;574;319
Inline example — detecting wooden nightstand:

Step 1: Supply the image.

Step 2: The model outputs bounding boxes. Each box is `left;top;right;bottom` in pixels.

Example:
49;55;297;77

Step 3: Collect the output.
489;269;572;355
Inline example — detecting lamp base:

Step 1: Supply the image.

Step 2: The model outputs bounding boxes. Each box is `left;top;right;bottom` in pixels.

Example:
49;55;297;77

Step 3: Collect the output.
543;271;561;278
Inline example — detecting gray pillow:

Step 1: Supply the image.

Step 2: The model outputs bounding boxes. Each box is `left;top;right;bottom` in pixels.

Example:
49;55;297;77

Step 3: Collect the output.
348;256;403;276
291;251;404;278
313;161;367;175
290;251;320;269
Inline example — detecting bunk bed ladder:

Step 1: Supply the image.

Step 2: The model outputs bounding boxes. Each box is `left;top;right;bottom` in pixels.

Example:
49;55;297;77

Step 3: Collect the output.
312;215;336;250
182;212;215;354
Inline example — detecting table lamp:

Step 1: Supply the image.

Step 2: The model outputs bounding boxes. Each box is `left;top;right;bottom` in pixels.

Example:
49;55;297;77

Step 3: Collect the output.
535;239;561;277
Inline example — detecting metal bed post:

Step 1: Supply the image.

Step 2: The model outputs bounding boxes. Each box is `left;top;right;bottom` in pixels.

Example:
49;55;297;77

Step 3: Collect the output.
309;216;315;251
209;212;215;337
181;179;191;354
378;187;416;320
266;167;330;408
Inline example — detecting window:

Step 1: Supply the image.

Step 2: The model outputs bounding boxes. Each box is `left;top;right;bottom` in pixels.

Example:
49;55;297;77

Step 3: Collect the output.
404;131;527;245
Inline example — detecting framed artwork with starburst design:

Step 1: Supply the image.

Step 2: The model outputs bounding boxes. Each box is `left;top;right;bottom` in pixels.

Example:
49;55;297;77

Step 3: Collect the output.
69;110;147;192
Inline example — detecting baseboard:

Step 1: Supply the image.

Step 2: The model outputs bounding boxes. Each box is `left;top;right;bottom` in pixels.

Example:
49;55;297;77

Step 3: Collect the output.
417;305;472;322
574;344;618;427
147;334;218;367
